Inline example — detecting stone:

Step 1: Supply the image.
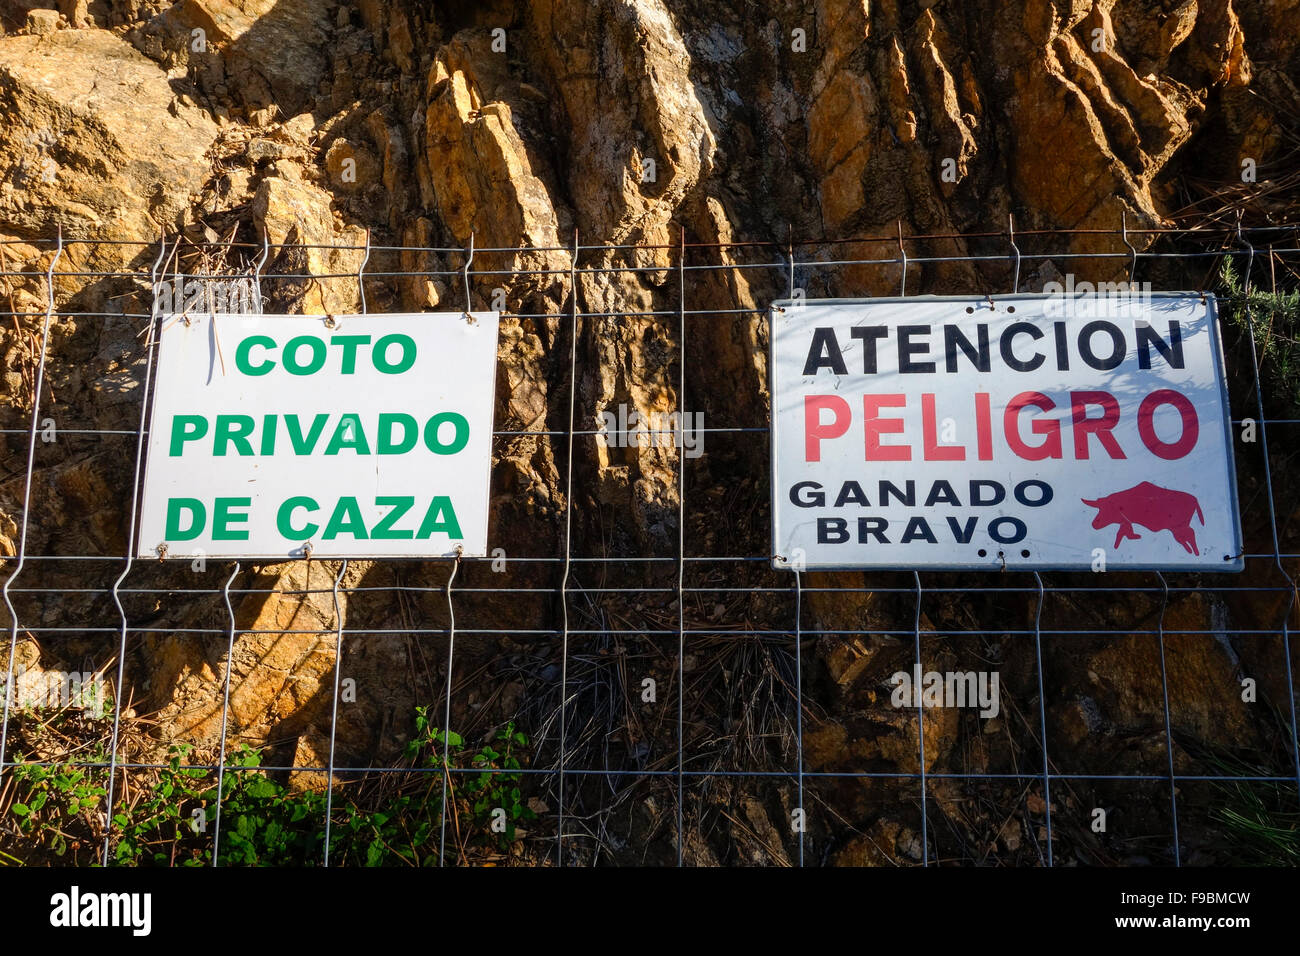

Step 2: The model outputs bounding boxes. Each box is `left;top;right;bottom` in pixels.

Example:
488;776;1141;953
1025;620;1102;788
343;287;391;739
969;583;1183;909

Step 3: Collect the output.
55;0;87;28
424;33;563;269
324;138;380;193
136;0;333;116
251;175;366;314
25;8;60;33
0;30;217;242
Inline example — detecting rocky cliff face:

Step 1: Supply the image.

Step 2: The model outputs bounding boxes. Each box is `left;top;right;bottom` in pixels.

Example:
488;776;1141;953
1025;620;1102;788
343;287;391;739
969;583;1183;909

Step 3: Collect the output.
0;0;1296;864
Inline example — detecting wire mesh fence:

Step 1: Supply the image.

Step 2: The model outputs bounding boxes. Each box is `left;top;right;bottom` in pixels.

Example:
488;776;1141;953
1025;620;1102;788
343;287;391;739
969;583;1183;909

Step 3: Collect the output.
0;220;1297;867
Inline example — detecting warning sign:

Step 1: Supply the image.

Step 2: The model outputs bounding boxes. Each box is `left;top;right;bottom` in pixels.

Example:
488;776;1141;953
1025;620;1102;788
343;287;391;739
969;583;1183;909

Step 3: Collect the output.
138;312;499;559
770;293;1242;571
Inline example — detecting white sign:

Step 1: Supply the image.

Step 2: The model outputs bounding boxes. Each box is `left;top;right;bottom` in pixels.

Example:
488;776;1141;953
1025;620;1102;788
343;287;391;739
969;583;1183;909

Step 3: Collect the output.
139;312;499;559
770;294;1242;571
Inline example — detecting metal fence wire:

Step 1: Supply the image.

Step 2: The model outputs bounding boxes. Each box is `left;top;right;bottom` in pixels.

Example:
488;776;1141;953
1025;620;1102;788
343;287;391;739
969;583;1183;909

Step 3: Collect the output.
0;221;1297;867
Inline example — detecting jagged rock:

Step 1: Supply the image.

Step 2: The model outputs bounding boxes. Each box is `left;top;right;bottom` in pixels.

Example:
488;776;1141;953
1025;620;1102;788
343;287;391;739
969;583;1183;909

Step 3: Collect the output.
251;174;366;314
56;0;88;28
1049;593;1263;766
145;559;367;747
134;0;333;117
25;8;60;33
0;30;217;244
424;32;563;270
527;0;718;258
324;138;380;194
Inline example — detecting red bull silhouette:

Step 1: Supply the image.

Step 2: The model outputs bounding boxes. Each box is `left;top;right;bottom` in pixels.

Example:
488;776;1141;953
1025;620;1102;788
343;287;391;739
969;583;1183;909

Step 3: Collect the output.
1081;482;1205;555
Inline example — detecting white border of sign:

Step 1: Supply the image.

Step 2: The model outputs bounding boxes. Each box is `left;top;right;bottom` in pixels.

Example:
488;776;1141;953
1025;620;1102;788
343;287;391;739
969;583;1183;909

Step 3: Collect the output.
768;292;1244;573
136;311;499;560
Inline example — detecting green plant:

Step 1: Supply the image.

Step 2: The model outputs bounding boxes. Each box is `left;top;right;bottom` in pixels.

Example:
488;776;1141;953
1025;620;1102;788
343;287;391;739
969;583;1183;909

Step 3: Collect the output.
111;743;214;866
462;721;536;846
1219;257;1300;414
7;757;108;863
1213;786;1300;866
199;745;326;866
403;709;537;851
0;688;118;865
1207;752;1300;866
2;710;537;866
